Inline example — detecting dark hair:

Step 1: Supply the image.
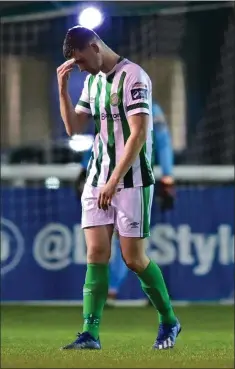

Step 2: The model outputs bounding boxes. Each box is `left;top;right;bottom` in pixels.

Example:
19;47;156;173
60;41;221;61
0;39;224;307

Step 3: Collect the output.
63;26;100;59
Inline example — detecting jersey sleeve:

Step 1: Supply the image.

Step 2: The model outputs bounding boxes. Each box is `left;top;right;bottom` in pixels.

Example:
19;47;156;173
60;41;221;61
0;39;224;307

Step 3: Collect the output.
75;75;91;115
124;67;151;117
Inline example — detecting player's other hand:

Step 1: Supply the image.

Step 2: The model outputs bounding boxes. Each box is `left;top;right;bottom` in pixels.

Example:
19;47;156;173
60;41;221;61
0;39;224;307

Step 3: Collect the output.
57;58;75;93
155;176;175;212
98;180;117;211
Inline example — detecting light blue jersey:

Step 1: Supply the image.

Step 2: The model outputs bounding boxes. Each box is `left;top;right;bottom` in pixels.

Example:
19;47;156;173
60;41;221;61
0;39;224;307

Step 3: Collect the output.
152;102;173;176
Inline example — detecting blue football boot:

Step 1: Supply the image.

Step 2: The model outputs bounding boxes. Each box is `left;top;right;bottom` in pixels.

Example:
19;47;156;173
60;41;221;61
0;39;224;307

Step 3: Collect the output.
61;332;101;350
153;319;181;349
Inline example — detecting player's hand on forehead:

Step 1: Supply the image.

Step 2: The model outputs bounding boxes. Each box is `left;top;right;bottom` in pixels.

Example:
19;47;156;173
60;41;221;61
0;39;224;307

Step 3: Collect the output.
57;58;76;72
57;58;76;87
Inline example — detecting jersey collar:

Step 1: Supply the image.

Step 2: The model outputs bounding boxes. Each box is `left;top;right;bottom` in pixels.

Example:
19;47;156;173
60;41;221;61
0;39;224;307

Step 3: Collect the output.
100;56;125;80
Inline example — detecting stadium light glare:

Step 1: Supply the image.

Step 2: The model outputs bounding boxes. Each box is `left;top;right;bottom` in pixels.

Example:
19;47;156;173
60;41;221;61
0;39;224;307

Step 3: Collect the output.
69;134;94;152
78;7;103;30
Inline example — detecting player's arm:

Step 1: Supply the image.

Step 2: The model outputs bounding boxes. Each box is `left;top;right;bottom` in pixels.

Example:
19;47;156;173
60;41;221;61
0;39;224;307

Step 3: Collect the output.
59;92;88;136
153;103;173;182
153;103;175;211
57;59;91;136
109;70;150;185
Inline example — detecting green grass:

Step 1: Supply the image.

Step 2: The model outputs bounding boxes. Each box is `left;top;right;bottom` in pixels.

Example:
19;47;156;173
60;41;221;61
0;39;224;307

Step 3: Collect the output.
1;305;234;368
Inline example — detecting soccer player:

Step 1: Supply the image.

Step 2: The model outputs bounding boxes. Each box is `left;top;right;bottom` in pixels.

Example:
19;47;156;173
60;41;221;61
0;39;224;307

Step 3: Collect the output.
75;101;175;305
57;26;181;350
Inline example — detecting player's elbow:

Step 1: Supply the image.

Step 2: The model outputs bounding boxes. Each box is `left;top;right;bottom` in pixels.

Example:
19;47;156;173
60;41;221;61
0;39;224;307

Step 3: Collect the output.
132;128;147;146
66;127;73;136
65;115;86;136
65;123;77;136
62;116;76;136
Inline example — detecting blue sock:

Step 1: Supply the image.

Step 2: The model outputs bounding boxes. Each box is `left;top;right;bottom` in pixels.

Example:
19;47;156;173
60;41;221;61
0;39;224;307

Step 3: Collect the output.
109;236;128;294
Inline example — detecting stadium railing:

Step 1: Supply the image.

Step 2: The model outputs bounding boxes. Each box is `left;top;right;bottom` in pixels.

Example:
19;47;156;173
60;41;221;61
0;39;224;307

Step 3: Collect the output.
1;164;234;182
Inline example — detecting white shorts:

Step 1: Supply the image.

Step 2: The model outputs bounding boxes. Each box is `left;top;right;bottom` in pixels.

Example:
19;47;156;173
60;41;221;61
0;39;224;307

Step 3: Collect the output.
81;184;154;238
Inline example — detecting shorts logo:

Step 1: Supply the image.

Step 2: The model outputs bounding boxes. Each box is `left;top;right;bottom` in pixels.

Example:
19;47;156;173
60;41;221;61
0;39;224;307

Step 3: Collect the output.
131;88;148;101
110;93;119;106
130;222;139;229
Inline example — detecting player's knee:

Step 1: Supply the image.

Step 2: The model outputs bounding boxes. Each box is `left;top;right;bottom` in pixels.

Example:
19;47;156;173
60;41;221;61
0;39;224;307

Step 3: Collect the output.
123;258;145;273
87;245;110;264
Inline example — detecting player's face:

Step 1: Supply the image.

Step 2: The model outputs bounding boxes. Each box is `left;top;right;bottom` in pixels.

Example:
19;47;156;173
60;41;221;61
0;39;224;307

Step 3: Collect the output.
73;44;102;75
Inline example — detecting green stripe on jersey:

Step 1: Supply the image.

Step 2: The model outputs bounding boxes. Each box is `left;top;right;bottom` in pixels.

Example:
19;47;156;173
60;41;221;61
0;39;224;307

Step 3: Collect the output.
77;100;90;109
105;76;116;182
88;75;95;95
92;77;103;187
151;130;155;169
86;150;94;179
139;143;155;187
92;137;103;187
141;186;151;237
117;71;134;188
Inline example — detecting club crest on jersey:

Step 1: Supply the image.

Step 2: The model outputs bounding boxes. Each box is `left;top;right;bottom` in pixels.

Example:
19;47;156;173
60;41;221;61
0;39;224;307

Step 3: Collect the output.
110;93;119;106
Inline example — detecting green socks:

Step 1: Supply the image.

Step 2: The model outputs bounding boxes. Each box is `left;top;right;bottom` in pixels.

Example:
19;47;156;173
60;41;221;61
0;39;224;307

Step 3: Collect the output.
82;261;175;339
83;263;109;339
138;260;177;324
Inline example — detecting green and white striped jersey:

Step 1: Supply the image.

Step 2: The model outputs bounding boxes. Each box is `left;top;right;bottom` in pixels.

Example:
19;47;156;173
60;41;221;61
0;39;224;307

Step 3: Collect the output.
75;57;155;188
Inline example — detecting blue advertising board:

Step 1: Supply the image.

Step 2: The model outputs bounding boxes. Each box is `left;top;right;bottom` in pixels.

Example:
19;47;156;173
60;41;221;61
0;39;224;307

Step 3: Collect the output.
1;186;234;302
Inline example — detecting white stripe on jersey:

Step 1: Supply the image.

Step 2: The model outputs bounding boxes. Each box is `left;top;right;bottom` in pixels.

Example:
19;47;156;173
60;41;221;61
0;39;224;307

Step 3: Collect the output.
87;81;98;182
98;78;110;184
110;76;125;185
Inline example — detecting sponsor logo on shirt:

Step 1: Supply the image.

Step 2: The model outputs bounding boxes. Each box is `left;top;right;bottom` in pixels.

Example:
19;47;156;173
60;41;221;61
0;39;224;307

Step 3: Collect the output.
131;88;148;101
100;113;120;120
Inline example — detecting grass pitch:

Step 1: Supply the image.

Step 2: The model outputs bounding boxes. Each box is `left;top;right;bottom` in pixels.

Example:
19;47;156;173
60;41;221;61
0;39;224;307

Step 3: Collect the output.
1;305;234;368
